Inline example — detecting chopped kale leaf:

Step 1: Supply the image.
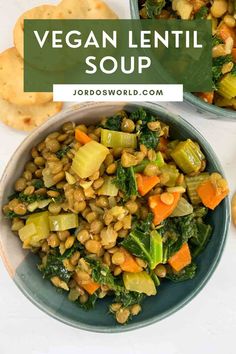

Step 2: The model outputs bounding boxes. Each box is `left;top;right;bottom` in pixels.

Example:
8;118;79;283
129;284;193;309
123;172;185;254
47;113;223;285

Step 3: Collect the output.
166;263;197;282
113;163;137;200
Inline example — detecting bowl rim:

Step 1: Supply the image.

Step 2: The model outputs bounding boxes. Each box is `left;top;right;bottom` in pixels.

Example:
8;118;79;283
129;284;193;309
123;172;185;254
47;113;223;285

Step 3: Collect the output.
129;0;236;120
0;101;230;333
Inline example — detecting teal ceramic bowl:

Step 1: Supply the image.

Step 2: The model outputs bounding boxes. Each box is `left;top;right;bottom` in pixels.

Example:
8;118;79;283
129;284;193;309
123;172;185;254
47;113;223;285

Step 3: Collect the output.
0;102;230;332
130;0;236;120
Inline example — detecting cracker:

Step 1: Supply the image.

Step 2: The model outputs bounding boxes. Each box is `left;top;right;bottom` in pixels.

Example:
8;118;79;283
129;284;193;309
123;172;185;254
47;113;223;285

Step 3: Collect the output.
55;0;118;19
0;97;62;132
14;5;57;59
0;47;53;106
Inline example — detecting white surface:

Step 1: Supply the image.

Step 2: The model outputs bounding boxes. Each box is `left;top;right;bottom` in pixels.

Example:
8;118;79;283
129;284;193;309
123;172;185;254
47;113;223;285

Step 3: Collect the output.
0;1;236;354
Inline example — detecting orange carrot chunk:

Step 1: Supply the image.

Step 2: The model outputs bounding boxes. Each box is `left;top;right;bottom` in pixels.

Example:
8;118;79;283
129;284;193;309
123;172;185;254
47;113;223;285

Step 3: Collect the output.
80;281;100;295
74;272;100;295
168;243;191;272
120;247;142;273
75;128;92;145
148;192;181;225
197;92;214;104
217;24;236;46
136;174;160;196
197;179;229;210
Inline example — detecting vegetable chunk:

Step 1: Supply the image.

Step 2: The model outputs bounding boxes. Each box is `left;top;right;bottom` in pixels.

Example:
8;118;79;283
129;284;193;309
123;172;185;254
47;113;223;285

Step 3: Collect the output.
123;271;157;296
136;173;160;196
19;211;50;247
101;128;137;149
168;243;191;272
197;178;229;210
72;140;109;178
149;192;181;225
49;213;79;231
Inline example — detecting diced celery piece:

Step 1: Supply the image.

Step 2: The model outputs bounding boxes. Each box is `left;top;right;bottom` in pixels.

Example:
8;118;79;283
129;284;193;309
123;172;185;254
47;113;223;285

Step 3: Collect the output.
218;74;236;100
19;223;37;242
133;160;148;173
72;140;109;179
42;167;56;188
171;139;204;174
101;128;137;149
49;213;79;231
98;177;118;196
185;173;210;205
150;231;163;270
155;152;165;168
134;152;165;173
170;197;193;217
27;201;39;212
160;164;179;187
26;211;50;241
38;199;51;209
150;271;160;287
19;211;50;247
123;271;157;296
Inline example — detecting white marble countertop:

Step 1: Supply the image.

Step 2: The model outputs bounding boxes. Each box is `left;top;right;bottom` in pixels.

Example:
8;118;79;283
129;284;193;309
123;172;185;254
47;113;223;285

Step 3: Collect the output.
0;1;236;354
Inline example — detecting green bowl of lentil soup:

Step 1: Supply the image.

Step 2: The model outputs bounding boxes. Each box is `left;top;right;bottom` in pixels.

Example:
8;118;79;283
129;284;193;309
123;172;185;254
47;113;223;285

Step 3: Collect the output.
130;0;236;120
0;102;229;332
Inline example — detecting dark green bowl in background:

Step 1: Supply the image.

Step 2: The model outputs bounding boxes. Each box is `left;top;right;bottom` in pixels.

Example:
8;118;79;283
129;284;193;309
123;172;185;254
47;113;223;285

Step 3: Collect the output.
129;0;236;120
0;102;230;332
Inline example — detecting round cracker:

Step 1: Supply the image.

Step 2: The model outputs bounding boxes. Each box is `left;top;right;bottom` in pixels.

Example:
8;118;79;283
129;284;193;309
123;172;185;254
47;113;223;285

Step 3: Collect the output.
0;47;53;106
14;4;57;59
0;97;63;131
55;0;118;19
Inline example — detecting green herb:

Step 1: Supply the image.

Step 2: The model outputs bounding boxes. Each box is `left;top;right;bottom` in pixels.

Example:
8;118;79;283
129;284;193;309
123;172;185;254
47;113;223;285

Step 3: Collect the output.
5;210;18;219
18;192;46;204
130;108;159;149
160;211;212;261
132;213;154;233
160;215;195;260
102;111;126;131
231;64;236;76
113;291;145;308
52;194;65;204
86;258;145;316
122;230;151;263
41;242;83;282
56;146;70;159
144;0;166;18
41;254;72;282
8;191;46;204
113;163;137;200
130;108;151;121
8;192;20;201
195;6;208;19
212;55;233;90
63;241;84;259
139;126;158;149
121;215;163;269
166;263;197;282
87;258;123;292
190;223;212;258
212;36;223;48
78;293;98;310
32;179;44;189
